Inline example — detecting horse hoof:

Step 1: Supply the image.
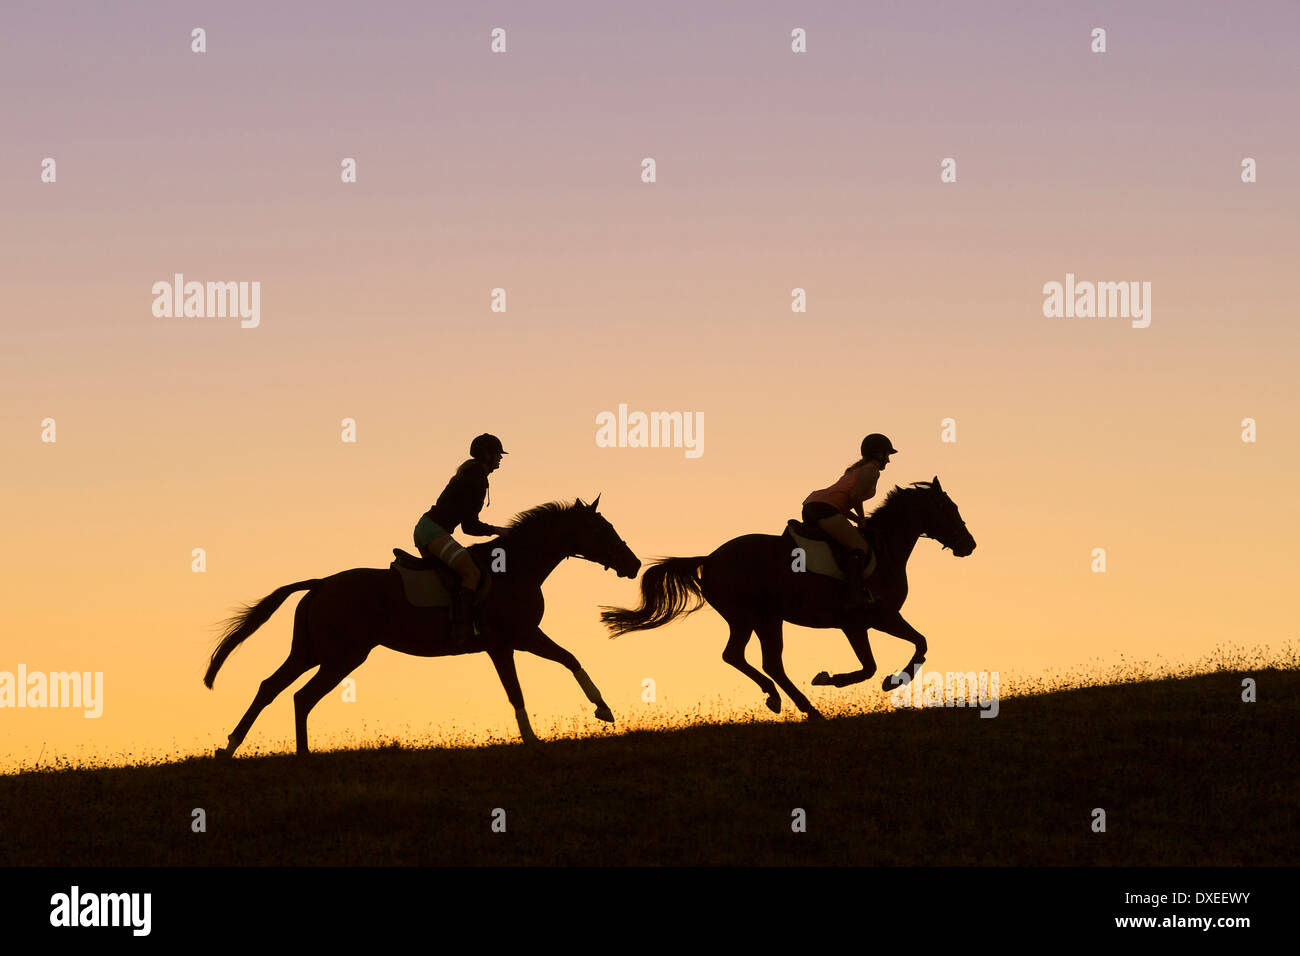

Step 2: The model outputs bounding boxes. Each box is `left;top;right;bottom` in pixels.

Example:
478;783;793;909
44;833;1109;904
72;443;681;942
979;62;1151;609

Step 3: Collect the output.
765;694;781;714
214;747;231;760
811;671;831;686
594;705;615;723
883;672;909;692
805;709;826;722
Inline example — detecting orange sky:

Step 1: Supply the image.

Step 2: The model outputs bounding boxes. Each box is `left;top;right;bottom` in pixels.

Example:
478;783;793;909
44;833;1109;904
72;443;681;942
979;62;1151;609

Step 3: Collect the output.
2;2;1297;770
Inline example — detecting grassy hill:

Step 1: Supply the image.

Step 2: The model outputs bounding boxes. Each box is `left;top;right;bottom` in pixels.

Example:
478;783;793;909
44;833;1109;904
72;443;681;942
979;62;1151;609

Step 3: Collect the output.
1;669;1294;865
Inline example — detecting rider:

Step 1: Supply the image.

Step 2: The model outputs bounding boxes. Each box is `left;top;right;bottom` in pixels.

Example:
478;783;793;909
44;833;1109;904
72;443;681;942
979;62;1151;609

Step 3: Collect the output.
414;434;510;644
800;433;898;607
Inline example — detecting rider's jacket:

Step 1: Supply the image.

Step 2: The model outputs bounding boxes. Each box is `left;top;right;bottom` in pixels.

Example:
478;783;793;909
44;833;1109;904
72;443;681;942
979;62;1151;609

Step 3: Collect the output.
423;460;493;535
803;462;879;515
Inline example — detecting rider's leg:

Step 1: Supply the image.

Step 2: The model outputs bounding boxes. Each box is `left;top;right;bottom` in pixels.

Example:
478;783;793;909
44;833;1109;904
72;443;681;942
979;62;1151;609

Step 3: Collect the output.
447;547;481;592
425;534;480;590
424;534;479;642
816;514;875;606
816;514;870;555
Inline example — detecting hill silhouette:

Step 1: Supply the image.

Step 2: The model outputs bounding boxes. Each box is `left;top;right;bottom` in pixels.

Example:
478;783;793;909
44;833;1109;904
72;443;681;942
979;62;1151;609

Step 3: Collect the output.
2;669;1294;865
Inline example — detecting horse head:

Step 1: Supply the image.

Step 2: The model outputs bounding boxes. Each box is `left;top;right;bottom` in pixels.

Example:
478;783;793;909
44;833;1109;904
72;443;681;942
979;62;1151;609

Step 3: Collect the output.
915;476;976;557
572;495;642;578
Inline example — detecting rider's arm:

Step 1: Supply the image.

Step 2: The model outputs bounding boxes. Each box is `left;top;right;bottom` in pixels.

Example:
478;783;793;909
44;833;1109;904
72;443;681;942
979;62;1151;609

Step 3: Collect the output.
460;514;495;536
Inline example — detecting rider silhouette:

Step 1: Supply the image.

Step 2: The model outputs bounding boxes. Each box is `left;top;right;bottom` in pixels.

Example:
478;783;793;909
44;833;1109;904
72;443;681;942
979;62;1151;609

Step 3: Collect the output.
800;433;898;607
414;434;510;643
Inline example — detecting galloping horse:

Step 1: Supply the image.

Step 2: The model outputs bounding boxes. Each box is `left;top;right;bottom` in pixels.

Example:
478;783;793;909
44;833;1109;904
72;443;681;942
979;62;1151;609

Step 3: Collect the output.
205;497;640;754
601;479;975;719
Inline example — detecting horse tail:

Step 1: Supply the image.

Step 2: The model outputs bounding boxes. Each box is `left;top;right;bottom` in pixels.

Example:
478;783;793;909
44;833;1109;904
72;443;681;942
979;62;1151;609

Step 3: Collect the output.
203;579;320;688
601;557;708;637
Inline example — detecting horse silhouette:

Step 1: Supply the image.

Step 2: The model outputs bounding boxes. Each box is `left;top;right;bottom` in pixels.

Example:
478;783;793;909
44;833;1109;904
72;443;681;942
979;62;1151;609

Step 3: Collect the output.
601;478;975;718
205;496;640;755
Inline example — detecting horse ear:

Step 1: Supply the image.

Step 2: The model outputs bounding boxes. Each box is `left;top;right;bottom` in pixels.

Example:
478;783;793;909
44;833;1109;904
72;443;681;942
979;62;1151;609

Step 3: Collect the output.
933;476;942;490
575;497;586;508
590;493;601;511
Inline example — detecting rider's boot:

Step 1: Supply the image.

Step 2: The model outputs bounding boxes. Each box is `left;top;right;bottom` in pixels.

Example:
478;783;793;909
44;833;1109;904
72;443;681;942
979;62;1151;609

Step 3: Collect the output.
843;549;870;608
862;576;881;606
449;586;477;646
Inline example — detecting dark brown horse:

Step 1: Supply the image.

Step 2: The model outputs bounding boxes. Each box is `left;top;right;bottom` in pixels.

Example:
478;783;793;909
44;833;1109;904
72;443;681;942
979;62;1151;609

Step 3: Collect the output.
601;478;975;719
205;497;640;755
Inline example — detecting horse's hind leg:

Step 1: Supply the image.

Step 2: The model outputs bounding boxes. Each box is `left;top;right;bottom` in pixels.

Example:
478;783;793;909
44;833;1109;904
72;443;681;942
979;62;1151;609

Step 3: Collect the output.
218;652;312;757
755;618;823;721
721;618;781;713
293;655;367;756
487;647;540;744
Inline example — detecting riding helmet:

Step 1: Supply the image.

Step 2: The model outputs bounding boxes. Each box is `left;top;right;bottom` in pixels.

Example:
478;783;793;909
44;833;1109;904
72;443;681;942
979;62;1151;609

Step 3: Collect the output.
861;433;898;459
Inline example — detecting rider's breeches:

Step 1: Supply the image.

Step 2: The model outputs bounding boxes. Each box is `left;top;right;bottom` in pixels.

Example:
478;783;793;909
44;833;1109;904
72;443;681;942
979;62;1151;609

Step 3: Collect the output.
415;521;480;590
815;514;872;570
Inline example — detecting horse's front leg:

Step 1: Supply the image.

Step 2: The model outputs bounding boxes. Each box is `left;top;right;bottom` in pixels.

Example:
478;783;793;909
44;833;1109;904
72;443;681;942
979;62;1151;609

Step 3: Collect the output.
868;608;928;692
811;619;878;687
487;647;540;744
516;627;614;723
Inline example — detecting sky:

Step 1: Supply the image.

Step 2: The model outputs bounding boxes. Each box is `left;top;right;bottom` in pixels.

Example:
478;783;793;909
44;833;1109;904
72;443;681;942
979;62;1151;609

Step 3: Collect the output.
2;0;1297;771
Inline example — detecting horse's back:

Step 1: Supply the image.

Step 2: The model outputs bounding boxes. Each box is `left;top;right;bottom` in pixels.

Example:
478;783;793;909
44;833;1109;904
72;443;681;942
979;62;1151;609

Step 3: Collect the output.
700;532;788;610
307;566;398;614
708;531;786;563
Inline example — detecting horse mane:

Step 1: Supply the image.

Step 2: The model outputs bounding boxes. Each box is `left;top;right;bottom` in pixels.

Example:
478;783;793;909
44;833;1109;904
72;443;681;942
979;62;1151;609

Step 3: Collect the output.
865;481;934;525
498;499;586;536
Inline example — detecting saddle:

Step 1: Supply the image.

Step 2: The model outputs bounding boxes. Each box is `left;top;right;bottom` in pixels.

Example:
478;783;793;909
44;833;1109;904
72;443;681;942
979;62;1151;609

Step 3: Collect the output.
390;549;492;608
782;520;877;581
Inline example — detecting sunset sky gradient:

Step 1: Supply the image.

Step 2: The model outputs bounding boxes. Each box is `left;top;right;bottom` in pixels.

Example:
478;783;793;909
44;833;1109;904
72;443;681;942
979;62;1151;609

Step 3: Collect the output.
2;1;1297;770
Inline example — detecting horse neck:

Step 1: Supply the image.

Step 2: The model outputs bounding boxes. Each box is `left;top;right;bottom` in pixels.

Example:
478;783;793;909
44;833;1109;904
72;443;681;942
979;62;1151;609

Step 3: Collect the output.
874;501;924;563
496;517;576;582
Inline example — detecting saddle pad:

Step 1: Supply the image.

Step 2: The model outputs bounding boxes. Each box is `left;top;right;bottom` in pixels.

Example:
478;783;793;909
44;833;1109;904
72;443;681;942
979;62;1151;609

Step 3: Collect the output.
392;561;454;607
784;522;878;580
390;562;494;608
